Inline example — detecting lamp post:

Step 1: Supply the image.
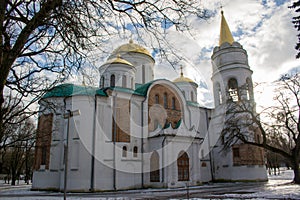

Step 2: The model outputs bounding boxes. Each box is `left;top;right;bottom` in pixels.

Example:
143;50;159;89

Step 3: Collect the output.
63;109;80;200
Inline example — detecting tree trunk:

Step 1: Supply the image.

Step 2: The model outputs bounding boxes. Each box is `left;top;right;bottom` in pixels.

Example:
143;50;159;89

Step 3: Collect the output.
293;163;300;184
11;174;16;186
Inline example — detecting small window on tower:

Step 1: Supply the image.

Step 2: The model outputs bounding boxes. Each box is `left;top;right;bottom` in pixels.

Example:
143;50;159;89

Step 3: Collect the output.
122;75;127;88
100;76;105;88
122;146;127;157
133;146;138;157
191;91;194;102
110;74;115;87
228;78;239;102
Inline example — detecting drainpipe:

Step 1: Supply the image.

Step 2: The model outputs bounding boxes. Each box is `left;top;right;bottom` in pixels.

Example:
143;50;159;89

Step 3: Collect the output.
90;95;97;191
113;95;117;190
62;97;67;191
161;136;167;184
205;109;214;181
140;96;147;188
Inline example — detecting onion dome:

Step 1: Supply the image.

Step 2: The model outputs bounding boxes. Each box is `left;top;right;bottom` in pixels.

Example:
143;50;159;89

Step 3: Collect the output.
173;66;197;85
103;54;133;67
109;39;153;58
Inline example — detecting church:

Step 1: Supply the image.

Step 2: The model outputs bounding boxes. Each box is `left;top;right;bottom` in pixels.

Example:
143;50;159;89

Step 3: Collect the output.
32;12;267;192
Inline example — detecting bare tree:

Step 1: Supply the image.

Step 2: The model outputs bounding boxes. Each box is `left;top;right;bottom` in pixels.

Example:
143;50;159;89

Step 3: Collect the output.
0;0;210;141
221;73;300;184
1;115;35;185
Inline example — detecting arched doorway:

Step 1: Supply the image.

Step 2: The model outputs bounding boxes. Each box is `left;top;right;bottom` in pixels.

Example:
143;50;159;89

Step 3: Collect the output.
150;151;160;182
177;152;189;181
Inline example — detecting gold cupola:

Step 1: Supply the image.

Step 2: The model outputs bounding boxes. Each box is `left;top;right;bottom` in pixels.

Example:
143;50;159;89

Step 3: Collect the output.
109;39;153;58
173;66;197;86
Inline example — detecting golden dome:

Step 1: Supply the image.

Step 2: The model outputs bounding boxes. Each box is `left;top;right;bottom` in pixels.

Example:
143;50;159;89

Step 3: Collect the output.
173;75;195;83
110;39;152;58
173;66;196;83
104;55;133;67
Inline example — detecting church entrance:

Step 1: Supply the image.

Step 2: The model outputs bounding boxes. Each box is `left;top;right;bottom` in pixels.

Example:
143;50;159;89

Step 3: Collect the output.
177;152;189;181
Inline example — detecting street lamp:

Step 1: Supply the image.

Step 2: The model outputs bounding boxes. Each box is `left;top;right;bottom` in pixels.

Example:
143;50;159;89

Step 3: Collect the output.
63;109;80;200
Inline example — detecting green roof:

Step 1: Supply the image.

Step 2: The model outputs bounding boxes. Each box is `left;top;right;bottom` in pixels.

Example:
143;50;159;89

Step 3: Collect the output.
187;101;201;107
105;86;135;94
134;80;155;96
134;79;169;96
42;84;107;98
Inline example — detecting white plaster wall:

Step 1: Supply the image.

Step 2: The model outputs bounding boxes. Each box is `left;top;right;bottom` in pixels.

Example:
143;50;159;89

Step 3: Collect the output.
120;53;155;84
32;171;60;190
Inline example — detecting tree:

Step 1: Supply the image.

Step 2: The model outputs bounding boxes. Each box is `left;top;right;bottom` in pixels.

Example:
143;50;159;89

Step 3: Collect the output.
0;115;35;185
290;0;300;59
0;0;210;148
221;73;300;184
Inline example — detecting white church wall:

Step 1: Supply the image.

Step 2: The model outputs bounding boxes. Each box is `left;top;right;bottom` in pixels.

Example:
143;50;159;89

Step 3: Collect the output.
32;171;60;190
121;53;155;84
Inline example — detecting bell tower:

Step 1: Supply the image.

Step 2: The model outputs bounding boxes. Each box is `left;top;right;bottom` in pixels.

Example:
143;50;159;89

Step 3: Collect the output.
209;11;267;181
211;11;254;107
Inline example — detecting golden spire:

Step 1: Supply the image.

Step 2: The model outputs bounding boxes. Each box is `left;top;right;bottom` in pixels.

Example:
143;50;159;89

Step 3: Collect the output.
219;10;234;46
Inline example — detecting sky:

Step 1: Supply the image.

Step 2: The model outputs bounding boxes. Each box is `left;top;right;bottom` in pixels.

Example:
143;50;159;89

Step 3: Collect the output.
71;0;299;108
152;0;299;107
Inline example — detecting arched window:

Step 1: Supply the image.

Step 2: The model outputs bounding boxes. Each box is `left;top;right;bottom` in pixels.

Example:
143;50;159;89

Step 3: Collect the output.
228;78;239;102
155;94;159;104
131;77;134;89
163;93;168;108
216;83;222;105
246;78;253;100
110;74;115;87
150;151;160;182
191;91;194;102
171;97;176;110
41;145;47;165
122;75;127;88
133;146;138;157
142;65;145;83
122;146;127;157
100;76;105;88
177;152;189;181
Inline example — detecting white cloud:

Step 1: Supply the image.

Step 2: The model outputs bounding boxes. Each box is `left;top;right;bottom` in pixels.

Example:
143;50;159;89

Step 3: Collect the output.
67;0;298;108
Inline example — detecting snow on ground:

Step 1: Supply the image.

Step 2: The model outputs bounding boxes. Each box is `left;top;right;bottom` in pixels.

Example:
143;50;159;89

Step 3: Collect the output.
0;169;299;199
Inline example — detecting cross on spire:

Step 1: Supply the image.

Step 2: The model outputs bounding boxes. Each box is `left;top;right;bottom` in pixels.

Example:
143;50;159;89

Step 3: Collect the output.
180;66;184;77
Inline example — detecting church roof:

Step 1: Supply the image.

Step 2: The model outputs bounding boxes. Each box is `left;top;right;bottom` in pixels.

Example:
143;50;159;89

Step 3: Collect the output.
110;39;153;58
42;84;107;98
134;80;156;96
219;11;234;46
173;75;195;83
103;55;134;67
173;67;198;86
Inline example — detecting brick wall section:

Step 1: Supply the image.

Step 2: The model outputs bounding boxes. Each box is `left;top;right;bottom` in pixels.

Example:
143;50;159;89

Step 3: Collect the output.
232;144;265;166
148;84;182;131
112;98;130;142
34;113;53;170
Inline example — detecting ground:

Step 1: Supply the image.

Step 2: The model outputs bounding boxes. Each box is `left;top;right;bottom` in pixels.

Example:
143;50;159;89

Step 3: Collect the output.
0;169;299;199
